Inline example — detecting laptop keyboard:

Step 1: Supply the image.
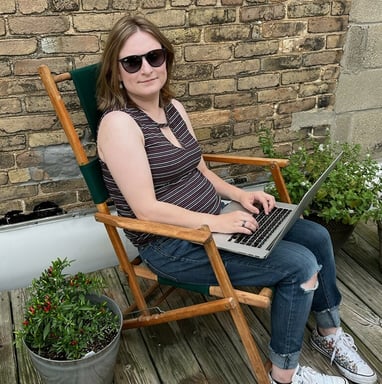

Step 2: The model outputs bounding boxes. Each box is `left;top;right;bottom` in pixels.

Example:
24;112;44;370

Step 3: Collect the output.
228;206;292;248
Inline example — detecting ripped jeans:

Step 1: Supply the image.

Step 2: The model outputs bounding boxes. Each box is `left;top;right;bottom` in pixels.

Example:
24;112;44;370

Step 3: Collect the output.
138;218;342;370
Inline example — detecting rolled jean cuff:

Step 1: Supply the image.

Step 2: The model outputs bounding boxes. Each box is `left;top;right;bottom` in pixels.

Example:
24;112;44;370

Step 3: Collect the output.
312;305;341;329
269;346;300;370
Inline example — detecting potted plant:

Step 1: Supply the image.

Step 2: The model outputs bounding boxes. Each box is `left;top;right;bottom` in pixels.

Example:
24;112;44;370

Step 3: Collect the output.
15;257;123;384
259;130;382;250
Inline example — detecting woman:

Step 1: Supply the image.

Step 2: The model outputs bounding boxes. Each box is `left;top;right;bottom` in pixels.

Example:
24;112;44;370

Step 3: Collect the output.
96;15;376;384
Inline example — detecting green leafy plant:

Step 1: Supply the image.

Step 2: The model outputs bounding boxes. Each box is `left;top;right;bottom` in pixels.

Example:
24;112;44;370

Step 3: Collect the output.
15;258;120;360
259;130;382;225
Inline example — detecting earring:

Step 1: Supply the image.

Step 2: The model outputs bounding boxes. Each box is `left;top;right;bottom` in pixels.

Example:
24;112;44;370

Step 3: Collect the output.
119;82;124;89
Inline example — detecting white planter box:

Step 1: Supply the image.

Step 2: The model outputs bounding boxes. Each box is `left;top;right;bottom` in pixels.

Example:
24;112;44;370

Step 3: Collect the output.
0;208;138;290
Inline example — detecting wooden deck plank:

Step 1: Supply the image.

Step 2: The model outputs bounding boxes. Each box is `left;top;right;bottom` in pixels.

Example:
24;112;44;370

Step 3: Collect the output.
0;291;18;384
165;290;255;383
97;268;162;384
10;289;43;384
342;222;382;283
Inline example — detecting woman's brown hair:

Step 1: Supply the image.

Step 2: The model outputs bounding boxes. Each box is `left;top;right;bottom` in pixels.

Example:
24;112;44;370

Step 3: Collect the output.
97;15;175;112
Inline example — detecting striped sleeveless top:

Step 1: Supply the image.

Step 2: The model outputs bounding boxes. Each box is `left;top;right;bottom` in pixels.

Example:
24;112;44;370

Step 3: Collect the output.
100;102;221;246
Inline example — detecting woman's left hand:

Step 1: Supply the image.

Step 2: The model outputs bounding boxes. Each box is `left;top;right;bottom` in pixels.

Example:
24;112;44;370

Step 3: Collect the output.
239;190;276;215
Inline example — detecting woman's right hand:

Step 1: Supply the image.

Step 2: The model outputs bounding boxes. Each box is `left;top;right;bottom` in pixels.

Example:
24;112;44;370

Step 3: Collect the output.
210;210;258;235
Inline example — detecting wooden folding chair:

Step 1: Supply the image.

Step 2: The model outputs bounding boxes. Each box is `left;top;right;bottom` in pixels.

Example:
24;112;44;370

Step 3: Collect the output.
38;63;291;384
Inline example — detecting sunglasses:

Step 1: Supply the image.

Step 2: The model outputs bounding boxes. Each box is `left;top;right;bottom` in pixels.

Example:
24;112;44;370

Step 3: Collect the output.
118;48;167;74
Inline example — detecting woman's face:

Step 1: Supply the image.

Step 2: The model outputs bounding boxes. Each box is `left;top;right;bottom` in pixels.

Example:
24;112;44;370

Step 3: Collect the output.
118;29;167;104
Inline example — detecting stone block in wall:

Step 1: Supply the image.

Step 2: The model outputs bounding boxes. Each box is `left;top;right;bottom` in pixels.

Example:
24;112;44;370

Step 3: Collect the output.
262;21;306;38
16;150;43;168
0;184;38;202
0;19;5;36
287;1;330;18
189;109;231;129
290;109;336;133
308;16;348;33
278;98;316;115
335;69;382;113
8;168;31;183
52;0;79;12
41;35;99;54
0;153;15;169
174;63;212;80
0;38;37;56
332;0;352;16
204;24;251;42
14;58;72;76
238;73;279;90
9;16;70;35
214;59;260;78
0;172;8;185
82;0;109;11
145;10;185;28
189;8;236;26
0;61;11;76
0;115;55;134
164;27;201;45
215;93;254;109
281;68;320;85
363;24;382;68
233;104;274;122
73;13;123;32
336;109;382;155
189;78;235;95
303;50;343;66
0;134;26;152
18;0;47;14
233;134;259;150
0;98;22;114
240;3;285;22
350;0;382;23
257;87;297;103
185;44;232;61
0;0;15;13
235;41;279;58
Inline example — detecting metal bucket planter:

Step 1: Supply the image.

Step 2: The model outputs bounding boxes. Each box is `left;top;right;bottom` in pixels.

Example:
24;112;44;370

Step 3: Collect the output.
25;294;123;384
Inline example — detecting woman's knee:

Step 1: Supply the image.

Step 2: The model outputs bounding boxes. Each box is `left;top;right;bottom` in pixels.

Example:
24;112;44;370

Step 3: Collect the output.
301;272;319;291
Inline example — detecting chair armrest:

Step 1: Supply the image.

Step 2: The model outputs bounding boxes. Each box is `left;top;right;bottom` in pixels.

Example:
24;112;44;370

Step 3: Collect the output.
203;153;289;168
203;153;291;203
95;212;211;244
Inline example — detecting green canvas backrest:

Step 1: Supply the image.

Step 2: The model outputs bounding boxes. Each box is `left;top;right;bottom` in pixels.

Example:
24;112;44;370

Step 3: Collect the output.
70;63;102;139
70;64;108;204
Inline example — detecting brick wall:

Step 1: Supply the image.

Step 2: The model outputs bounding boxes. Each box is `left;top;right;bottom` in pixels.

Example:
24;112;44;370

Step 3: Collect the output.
0;0;350;216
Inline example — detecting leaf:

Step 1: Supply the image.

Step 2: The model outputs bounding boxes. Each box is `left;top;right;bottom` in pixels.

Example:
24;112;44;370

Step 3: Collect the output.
43;323;50;340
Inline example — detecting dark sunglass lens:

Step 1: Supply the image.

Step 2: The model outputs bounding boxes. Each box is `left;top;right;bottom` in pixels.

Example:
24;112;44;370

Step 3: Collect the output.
146;49;166;67
121;56;142;73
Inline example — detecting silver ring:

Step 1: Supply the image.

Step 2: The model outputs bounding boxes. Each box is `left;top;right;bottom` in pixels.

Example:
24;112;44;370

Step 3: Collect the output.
242;220;246;227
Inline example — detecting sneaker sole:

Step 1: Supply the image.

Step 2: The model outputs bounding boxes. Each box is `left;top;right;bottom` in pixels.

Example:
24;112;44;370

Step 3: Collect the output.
310;339;377;384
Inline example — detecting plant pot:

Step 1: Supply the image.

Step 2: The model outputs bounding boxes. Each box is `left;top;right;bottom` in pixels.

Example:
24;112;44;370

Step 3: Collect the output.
25;294;123;384
306;214;355;252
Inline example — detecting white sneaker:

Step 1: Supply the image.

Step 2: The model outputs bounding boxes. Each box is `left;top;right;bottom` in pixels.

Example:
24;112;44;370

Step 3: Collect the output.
269;365;348;384
310;328;377;384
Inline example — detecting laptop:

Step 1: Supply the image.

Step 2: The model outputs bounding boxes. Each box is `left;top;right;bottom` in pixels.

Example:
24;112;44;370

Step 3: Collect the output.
212;151;343;259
